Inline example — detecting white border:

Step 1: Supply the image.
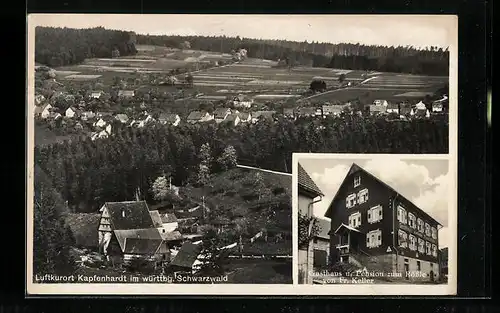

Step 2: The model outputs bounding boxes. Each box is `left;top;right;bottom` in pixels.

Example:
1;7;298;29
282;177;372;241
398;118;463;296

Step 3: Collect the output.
26;14;458;295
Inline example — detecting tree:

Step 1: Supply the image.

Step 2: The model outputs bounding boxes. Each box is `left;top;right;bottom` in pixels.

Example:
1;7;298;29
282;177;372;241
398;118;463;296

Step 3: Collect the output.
185;73;194;87
197;228;228;276
33;165;76;276
150;175;178;202
216;145;237;171
298;213;320;250
338;73;346;84
309;80;326;92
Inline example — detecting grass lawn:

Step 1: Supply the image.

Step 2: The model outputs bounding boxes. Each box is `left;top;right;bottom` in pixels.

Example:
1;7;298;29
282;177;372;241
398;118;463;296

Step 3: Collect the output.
225;259;292;284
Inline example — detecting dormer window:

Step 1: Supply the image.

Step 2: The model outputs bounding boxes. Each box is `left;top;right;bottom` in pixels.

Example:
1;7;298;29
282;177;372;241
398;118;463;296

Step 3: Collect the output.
354;175;361;187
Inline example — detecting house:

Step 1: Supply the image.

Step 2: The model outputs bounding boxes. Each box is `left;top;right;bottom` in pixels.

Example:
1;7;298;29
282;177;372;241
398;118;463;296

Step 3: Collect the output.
169;241;203;274
65;107;81;118
115;114;130;124
373;100;389;106
96;111;113;118
161;213;179;233
369;105;387;115
432;102;444;113
138;114;155;128
324;163;442;282
105;124;112;135
75;122;84;131
118;90;135;98
237;112;252;123
91;91;103;99
81;111;96;121
97;201;170;265
385;103;398;114
65;94;76;102
415;101;427;110
313;217;331;269
414;108;431;118
34;103;53;119
35;94;45;106
296;107;316;118
49;112;63;120
251;111;276;123
322;105;344;117
158;113;181;126
93;118;107;128
232;94;253;108
283;108;295;119
222;114;241;127
186;111;214;124
213;108;232;123
297;163;324;284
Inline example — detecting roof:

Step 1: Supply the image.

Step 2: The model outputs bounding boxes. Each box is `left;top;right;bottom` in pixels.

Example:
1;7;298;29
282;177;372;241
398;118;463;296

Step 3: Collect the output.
34;103;51;115
253;111;276;119
101;201;155;230
161;213;178;223
213;108;231;118
159;113;179;122
297;107;316;115
334;223;362;234
118;90;135;96
283;108;295;115
187;111;206;121
324;163;443;226
415;109;429;116
387;103;399;110
238;112;251;119
149;210;164;228
322;105;344;113
314;217;331;240
400;107;412;114
65;213;101;248
162;230;183;241
169;242;202;268
115;114;129;122
224;114;239;123
373;100;387;105
123;238;165;255
298;163;324;197
114;228;163;253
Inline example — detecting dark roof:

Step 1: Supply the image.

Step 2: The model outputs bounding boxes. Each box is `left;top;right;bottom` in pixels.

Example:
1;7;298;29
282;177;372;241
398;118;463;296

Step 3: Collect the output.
314;217;331;240
415;109;429;116
149;210;164;228
324;163;442;226
322;105;344;113
238;112;251;119
159;113;179;122
283;108;295;115
387;103;399;110
253;111;276;119
161;213;178;223
162;230;183;241
65;213;101;248
370;105;387;112
297;107;316;115
123;238;164;255
175;206;204;219
114;228;163;253
224;114;239;123
298;163;324;197
102;201;155;230
169;242;202;268
187;111;206;121
213;108;231;118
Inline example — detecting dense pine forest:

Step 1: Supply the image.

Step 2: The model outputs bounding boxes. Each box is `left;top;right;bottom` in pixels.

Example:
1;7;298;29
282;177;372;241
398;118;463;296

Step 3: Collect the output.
35;27;138;67
136;35;449;76
35;115;448;213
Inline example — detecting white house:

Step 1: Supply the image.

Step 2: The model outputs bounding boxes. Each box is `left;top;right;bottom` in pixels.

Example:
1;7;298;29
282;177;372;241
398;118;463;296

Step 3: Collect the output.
93;118;107;128
91;91;103;99
81;111;96;121
232;95;253;108
373;99;389;106
223;114;241;127
35;103;53;119
105;124;112;135
115;114;129;124
386;103;399;114
65;107;80;118
159;113;181;126
138;114;154;128
118;90;135;98
415;101;427;110
186;111;214;124
161;213;179;233
432;102;444;112
237;112;252;123
213;108;232;123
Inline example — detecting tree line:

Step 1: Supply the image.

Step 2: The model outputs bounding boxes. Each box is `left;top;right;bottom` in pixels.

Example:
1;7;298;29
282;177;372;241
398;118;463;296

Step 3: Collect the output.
35;115;448;213
136;34;449;76
35;26;137;67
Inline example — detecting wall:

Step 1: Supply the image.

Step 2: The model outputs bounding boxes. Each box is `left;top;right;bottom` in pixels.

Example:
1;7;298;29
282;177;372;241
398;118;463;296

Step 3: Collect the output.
313;238;330;268
297;193;314;284
396;254;440;282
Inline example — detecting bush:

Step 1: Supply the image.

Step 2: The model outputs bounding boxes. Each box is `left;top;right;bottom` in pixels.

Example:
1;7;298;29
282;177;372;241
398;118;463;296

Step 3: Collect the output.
126;257;157;274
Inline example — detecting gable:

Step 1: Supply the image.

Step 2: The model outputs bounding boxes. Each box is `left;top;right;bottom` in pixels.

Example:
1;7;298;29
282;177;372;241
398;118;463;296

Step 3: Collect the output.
298;163;323;198
103;201;155;230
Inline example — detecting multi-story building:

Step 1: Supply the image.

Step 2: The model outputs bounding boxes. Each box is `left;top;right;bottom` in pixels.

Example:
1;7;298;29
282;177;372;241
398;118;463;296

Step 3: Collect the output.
324;163;442;282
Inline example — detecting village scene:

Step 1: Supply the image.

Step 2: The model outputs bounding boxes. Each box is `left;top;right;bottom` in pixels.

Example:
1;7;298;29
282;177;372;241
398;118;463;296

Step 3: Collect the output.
31;16;450;285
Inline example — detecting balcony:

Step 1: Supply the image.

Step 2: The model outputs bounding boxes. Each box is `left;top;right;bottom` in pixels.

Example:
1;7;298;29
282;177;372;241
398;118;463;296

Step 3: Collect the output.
336;244;350;255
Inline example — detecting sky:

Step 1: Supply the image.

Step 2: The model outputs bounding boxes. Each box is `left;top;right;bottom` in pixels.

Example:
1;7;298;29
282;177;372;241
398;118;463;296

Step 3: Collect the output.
299;157;451;248
30;14;456;49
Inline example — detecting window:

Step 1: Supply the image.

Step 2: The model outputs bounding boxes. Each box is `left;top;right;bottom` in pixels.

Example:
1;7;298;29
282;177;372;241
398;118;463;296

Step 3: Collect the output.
366;229;382;248
357;188;369;204
417;218;424;233
417;261;421;271
398;230;408;248
432;244;437;257
425;223;431;237
346;194;357;208
368;205;383;223
397;205;407;224
431;227;437;239
418;238;425;253
409;235;417;251
349;212;362;228
408;213;417;229
426;241;431;255
354;175;361;187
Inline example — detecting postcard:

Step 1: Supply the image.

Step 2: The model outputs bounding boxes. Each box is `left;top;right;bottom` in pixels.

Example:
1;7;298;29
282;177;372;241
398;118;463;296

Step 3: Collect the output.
26;14;457;295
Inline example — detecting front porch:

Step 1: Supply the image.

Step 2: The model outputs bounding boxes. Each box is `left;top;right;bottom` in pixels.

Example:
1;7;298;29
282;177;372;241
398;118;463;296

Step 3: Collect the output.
333;224;365;263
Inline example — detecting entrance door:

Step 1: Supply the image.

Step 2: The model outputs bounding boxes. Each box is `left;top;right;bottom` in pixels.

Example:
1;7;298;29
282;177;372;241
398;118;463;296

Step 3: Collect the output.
430;271;434;282
404;263;410;280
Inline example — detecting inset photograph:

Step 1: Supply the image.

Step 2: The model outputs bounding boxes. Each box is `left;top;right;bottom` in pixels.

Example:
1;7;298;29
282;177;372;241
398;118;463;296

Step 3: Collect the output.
295;154;455;293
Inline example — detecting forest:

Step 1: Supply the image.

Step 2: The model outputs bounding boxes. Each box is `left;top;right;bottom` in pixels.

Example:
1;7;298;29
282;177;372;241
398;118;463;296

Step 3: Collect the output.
35;27;138;67
35;115;448;214
136;34;449;76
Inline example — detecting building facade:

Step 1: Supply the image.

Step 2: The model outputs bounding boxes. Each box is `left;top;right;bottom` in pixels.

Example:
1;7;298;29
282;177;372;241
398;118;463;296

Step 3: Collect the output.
325;163;442;282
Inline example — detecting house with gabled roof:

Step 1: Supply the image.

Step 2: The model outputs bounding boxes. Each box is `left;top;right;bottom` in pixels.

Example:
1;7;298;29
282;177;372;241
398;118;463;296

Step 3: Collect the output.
81;111;96;121
322;105;344;117
386;103;399;114
118;90;135;98
93;118;107;128
313;217;331;269
296;107;316;118
115;113;129;124
251;111;276;123
237;112;252;123
34;103;53;119
222;113;240;127
161;213;179;233
91;90;103;99
35;94;46;106
369;105;387;115
169;241;203;274
186;111;214;124
97;201;169;265
213;107;232;123
324;163;442;282
283;108;295;119
373;99;389;106
159;113;181;126
65;107;81;118
232;94;253;108
297;163;324;284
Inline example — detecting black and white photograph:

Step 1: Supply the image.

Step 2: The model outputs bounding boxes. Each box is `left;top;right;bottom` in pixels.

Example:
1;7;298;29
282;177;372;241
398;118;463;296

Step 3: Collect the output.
27;14;457;295
294;153;456;295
